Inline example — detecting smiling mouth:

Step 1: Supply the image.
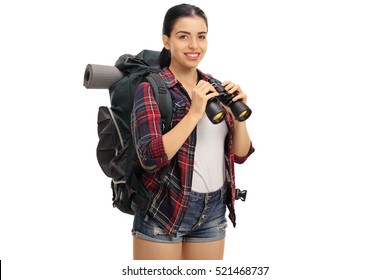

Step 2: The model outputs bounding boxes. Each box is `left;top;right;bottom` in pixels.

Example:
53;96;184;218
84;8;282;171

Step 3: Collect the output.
185;53;200;60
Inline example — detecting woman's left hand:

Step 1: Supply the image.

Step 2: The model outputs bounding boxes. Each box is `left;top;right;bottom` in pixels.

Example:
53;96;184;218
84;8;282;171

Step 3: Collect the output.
221;81;248;104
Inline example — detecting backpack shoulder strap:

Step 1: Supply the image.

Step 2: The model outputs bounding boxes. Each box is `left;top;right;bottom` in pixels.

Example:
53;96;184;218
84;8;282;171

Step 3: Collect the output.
146;73;172;133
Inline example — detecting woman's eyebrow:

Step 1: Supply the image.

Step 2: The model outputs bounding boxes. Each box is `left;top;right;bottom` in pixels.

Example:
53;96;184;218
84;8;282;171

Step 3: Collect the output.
176;31;208;35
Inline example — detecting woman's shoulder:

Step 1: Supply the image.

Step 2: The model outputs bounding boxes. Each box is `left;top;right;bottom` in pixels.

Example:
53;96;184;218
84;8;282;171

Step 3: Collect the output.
197;69;213;81
135;80;152;91
134;81;155;102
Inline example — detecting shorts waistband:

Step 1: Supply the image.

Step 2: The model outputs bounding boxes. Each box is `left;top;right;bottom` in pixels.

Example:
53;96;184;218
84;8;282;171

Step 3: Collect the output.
189;184;226;202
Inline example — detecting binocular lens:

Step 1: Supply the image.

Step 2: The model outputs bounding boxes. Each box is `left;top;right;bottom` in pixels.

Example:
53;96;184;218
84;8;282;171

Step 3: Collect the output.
238;110;250;121
206;100;226;124
230;102;252;122
213;112;226;123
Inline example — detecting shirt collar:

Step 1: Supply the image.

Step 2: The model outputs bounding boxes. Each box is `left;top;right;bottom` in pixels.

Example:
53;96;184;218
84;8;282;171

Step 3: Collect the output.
160;67;211;89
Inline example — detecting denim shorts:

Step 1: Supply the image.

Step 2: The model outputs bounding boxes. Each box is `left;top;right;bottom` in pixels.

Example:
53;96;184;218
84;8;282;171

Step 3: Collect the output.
132;186;227;243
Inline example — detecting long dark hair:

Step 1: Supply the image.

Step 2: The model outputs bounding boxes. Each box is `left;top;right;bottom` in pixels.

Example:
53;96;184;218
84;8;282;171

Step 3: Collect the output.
159;3;208;69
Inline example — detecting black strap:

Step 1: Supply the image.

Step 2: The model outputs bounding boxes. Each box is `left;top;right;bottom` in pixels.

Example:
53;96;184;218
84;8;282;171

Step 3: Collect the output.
145;73;173;185
146;73;173;133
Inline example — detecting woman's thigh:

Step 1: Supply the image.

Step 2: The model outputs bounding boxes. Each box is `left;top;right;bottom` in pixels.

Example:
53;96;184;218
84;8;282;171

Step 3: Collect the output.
133;236;183;260
182;238;225;260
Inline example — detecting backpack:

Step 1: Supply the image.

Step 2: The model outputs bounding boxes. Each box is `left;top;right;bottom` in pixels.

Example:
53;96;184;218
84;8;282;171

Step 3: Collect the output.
85;50;173;216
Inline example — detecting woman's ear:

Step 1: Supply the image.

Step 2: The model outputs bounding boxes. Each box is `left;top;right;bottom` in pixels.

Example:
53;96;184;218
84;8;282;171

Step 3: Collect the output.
162;35;170;50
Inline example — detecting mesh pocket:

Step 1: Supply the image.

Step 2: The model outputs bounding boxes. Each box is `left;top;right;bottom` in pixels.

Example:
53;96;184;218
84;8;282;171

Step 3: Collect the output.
96;106;124;178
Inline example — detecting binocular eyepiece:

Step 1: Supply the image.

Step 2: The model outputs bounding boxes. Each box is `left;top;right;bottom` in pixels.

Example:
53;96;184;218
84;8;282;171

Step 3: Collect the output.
206;78;252;124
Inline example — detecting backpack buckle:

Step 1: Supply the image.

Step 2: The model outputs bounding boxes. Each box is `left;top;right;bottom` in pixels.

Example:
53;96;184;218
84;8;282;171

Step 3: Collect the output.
235;188;247;201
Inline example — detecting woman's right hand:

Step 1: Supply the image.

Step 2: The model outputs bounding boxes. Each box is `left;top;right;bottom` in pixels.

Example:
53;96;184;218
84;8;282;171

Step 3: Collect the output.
162;80;219;160
188;80;219;121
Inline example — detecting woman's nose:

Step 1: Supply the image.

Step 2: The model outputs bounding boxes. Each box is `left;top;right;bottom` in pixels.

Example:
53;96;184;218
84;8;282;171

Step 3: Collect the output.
188;38;198;49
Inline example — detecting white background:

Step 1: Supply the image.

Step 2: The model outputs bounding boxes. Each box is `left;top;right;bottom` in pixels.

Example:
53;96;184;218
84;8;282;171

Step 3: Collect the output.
1;0;389;279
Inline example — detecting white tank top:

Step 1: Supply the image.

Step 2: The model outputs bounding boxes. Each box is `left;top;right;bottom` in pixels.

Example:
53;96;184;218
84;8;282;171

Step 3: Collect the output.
191;114;228;193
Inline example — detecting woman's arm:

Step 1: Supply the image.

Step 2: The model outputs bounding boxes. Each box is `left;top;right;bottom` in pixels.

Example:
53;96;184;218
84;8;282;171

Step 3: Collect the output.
131;81;219;173
221;81;253;158
232;119;252;157
163;80;219;160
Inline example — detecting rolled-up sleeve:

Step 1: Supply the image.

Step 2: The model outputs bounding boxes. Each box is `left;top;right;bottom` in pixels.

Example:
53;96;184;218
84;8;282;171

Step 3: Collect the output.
131;82;170;173
234;142;255;164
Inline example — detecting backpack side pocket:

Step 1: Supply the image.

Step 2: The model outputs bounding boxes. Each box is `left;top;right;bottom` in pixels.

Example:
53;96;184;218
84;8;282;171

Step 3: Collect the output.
111;180;134;215
96;106;124;178
127;162;152;217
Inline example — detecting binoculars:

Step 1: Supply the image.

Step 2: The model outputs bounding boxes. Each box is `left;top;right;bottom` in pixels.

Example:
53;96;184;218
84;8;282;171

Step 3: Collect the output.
206;78;252;124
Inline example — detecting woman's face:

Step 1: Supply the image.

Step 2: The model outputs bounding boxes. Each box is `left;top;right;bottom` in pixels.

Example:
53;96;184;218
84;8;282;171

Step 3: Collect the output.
163;16;208;71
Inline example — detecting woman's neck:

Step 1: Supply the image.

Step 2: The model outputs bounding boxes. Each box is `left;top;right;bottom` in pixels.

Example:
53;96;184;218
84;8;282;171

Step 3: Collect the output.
169;65;198;87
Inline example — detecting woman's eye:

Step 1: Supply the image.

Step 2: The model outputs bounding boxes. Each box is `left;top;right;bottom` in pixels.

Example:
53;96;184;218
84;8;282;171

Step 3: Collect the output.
199;35;207;40
179;35;188;39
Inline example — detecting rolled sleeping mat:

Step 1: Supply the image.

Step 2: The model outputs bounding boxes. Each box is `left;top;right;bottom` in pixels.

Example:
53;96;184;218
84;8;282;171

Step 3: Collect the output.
83;64;125;89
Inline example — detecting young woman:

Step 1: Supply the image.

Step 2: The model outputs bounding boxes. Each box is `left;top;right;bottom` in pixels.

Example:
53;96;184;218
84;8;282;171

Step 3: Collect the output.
130;3;254;260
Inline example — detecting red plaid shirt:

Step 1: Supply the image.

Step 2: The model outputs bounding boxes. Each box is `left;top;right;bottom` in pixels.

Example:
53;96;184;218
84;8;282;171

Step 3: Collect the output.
131;67;254;236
